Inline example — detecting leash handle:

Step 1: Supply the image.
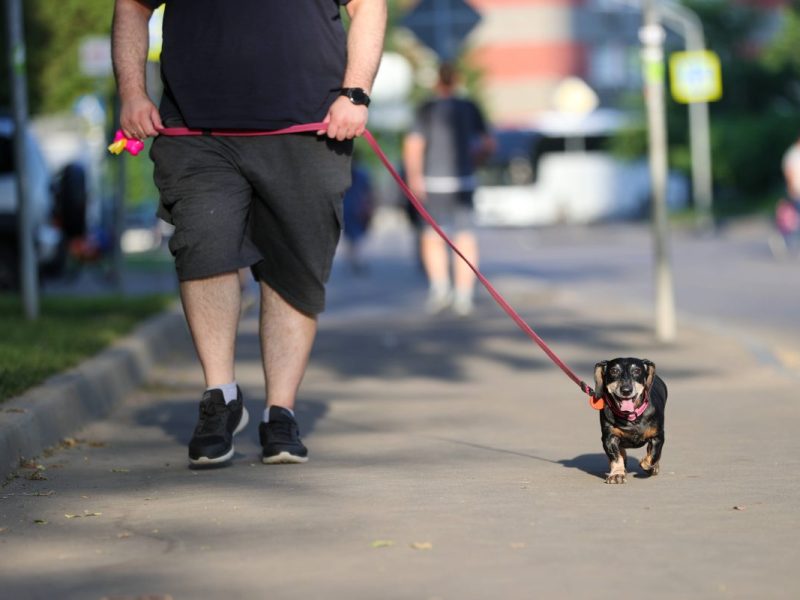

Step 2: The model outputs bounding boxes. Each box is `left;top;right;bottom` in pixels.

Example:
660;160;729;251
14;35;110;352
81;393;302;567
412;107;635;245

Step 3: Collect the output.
157;123;324;137
144;123;599;404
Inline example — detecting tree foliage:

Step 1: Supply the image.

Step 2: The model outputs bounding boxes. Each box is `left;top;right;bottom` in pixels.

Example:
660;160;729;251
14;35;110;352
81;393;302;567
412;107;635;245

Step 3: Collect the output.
1;0;114;114
614;1;800;216
685;0;800;211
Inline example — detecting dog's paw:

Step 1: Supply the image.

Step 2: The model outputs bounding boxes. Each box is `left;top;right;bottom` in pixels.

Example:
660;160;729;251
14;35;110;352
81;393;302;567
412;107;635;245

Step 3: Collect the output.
640;457;660;476
605;473;627;484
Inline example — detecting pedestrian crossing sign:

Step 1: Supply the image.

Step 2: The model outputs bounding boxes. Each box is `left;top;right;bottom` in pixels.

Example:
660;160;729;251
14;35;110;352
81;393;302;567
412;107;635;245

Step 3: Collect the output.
669;50;722;104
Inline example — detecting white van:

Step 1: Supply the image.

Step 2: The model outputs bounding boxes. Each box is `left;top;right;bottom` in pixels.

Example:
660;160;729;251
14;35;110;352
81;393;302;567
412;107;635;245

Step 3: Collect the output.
474;114;689;227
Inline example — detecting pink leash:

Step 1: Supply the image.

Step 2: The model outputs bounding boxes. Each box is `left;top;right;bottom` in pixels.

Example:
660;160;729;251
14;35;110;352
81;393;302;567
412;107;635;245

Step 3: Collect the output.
149;122;599;403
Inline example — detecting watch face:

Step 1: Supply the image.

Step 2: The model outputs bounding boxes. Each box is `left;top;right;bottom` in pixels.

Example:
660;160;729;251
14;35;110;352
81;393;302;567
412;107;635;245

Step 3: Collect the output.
343;88;370;106
350;89;367;104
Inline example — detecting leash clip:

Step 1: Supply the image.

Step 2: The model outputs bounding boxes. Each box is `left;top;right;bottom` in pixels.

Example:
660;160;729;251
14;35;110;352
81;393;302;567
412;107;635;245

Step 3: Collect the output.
581;382;605;410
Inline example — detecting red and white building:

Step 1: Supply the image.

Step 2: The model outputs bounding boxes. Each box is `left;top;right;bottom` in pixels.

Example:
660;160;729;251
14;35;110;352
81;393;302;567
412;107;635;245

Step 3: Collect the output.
452;0;790;126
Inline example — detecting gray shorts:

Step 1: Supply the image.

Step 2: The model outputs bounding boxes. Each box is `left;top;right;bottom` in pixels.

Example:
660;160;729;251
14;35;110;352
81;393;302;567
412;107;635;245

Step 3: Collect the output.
150;131;352;315
422;191;476;234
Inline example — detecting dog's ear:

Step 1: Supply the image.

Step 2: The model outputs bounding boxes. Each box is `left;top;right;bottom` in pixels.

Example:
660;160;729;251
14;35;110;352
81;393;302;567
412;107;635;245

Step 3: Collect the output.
594;361;608;398
642;359;656;390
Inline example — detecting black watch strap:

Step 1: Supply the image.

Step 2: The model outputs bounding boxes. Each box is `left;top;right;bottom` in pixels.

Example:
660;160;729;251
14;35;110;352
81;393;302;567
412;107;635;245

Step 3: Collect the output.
340;87;371;107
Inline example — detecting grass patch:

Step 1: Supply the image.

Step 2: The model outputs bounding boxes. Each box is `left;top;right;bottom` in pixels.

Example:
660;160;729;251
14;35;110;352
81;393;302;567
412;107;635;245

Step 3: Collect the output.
0;293;176;403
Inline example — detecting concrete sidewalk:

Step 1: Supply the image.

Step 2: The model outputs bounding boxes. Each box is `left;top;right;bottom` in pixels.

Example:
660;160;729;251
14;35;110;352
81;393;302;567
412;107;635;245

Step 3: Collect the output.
1;219;798;599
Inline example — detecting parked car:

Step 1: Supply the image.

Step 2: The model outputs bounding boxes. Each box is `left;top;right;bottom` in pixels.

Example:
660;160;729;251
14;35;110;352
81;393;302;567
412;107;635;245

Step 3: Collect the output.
0;113;87;288
474;117;689;227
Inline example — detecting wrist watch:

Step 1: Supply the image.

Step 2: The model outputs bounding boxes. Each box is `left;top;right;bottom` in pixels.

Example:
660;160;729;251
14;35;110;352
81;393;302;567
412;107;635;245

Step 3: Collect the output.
340;87;371;107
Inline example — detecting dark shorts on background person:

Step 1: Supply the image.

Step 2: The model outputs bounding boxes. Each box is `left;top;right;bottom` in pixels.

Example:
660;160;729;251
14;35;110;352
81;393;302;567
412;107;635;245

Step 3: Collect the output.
151;129;352;315
422;190;476;234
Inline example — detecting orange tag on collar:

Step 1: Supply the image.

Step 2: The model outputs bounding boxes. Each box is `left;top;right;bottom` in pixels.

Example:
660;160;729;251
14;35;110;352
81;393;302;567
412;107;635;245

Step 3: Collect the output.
589;395;605;410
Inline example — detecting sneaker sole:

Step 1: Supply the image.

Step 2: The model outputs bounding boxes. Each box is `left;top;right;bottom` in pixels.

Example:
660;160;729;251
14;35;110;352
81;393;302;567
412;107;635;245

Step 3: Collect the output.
261;451;308;465
188;407;249;465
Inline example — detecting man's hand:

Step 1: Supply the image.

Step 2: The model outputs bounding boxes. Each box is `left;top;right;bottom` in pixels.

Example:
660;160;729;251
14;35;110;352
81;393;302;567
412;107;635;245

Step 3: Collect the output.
319;96;368;141
113;0;160;140
121;95;163;140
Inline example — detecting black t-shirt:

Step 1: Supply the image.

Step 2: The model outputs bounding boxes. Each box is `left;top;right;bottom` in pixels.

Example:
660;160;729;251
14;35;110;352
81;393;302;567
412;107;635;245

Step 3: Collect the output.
146;0;350;129
410;96;488;179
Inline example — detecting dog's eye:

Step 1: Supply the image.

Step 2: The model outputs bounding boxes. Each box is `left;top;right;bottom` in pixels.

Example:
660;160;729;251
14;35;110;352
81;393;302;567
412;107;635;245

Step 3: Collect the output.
631;367;642;376
610;366;622;376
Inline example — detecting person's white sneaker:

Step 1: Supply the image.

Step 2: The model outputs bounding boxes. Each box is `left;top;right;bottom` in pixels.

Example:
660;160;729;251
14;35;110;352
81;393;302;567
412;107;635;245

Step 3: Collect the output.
425;289;452;314
452;294;474;317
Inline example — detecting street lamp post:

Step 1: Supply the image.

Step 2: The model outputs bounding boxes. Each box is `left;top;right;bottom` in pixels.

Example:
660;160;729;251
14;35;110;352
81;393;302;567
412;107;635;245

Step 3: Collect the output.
659;0;715;229
4;0;39;319
641;0;677;343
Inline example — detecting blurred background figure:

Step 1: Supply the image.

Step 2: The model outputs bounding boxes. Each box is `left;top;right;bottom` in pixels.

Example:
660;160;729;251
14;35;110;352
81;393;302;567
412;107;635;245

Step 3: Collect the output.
771;138;800;258
342;156;374;275
403;63;495;317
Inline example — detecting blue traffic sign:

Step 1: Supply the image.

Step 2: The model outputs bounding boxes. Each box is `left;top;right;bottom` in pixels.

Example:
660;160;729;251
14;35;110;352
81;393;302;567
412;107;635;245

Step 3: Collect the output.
401;0;482;61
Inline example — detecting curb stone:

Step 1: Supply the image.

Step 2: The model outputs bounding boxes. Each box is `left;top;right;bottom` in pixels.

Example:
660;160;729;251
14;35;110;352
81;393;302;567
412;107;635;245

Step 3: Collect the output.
0;301;190;482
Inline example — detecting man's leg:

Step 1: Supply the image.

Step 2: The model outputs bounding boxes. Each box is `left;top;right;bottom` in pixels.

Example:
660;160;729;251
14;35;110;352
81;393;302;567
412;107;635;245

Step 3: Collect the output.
258;281;315;463
180;272;241;387
452;230;478;316
181;271;250;465
420;230;452;313
259;281;317;411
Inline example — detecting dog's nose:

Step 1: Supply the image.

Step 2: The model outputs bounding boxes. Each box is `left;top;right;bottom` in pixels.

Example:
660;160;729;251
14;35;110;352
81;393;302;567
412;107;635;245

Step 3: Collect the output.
620;383;633;394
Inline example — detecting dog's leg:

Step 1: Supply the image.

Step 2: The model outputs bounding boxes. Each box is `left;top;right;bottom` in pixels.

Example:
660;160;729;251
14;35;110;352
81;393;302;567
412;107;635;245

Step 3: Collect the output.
640;436;664;476
604;441;627;484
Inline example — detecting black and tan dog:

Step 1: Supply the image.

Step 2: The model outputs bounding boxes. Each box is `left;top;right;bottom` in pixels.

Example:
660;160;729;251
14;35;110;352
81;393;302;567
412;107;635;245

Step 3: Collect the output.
594;358;668;484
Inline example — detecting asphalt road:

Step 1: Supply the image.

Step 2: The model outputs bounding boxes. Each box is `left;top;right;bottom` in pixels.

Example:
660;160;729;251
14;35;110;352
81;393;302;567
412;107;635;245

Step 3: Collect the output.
1;214;798;599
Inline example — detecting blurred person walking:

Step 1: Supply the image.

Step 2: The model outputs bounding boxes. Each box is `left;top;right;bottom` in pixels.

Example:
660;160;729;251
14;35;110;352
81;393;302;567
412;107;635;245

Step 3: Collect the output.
403;63;495;317
112;0;386;466
342;157;374;274
771;138;800;258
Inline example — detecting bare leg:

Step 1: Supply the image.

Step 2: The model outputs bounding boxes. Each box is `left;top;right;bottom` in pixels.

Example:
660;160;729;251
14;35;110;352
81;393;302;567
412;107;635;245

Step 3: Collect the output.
180;272;241;387
452;230;478;296
420;229;450;287
259;282;317;411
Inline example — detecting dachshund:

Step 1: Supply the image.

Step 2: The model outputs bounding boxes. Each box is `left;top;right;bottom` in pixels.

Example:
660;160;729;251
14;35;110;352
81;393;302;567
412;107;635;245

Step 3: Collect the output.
594;358;668;484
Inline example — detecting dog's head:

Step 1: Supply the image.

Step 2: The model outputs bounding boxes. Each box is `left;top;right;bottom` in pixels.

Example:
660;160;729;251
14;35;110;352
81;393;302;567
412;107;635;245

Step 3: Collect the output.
594;357;656;412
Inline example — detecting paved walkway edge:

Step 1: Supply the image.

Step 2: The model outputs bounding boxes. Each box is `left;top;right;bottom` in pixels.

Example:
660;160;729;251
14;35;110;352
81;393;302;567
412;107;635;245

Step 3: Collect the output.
0;302;189;481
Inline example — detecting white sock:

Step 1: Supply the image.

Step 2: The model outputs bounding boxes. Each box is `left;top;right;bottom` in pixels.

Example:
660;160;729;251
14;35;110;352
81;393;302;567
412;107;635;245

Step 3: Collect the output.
454;289;473;304
207;382;239;404
263;406;295;423
429;280;451;297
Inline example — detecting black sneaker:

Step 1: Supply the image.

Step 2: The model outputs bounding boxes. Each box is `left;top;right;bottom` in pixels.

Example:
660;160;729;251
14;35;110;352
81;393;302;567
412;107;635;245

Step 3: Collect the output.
188;388;249;465
259;406;308;464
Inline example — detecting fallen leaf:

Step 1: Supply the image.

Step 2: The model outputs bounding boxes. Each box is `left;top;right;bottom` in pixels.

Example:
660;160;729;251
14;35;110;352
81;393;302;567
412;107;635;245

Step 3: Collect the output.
371;540;395;548
410;542;433;550
510;542;526;549
0;527;7;533
733;505;746;511
65;510;101;519
26;471;47;481
87;441;107;448
117;531;132;539
33;519;48;525
3;407;26;413
110;468;130;473
61;437;79;448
